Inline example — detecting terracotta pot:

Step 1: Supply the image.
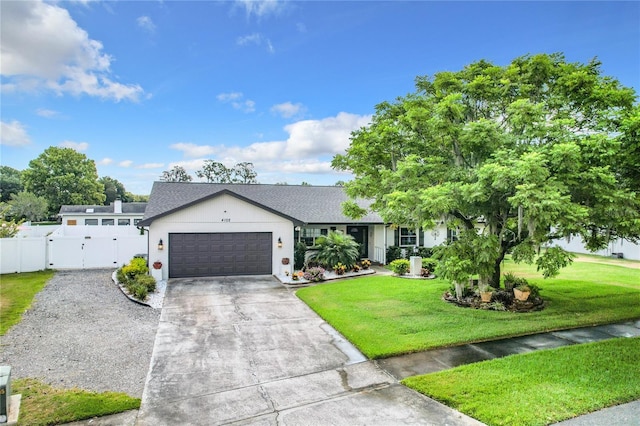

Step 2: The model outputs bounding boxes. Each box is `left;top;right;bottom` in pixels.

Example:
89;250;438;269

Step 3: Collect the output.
152;262;162;270
480;291;493;302
281;257;290;265
514;288;531;301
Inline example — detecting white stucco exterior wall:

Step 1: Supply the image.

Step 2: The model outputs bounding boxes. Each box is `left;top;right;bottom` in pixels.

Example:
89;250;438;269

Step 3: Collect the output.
147;193;294;280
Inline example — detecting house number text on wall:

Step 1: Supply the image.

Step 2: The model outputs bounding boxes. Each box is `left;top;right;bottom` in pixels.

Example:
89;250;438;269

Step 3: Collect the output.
221;218;231;222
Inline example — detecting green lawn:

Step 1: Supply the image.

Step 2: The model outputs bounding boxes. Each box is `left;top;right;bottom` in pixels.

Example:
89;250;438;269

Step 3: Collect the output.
0;270;54;335
13;379;140;426
296;259;640;358
402;337;640;426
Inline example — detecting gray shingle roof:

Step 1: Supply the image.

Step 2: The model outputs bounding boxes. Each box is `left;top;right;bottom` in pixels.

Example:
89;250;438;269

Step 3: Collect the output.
138;182;383;226
59;202;147;215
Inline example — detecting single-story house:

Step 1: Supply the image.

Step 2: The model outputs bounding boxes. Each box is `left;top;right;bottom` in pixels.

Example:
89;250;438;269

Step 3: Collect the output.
138;182;454;280
58;199;147;235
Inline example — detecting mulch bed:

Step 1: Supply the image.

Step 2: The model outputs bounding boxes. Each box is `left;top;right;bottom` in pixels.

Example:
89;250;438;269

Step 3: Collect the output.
443;289;546;312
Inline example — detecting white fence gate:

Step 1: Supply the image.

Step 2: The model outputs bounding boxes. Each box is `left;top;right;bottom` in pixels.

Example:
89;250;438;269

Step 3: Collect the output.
1;234;147;274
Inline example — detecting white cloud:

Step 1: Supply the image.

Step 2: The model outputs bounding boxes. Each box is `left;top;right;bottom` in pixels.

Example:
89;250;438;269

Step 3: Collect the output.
59;140;89;151
217;92;256;113
271;102;306;118
0;0;143;102
234;0;288;19
170;142;218;158
236;33;274;53
119;160;133;168
36;108;60;118
136;16;156;33
136;162;164;169
0;120;31;146
217;92;243;102
98;157;113;165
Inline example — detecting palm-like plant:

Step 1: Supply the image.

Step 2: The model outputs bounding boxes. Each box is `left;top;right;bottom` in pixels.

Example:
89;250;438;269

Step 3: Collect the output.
311;231;360;269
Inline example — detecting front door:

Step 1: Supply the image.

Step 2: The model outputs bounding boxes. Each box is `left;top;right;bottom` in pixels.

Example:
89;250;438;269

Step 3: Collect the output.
347;226;368;258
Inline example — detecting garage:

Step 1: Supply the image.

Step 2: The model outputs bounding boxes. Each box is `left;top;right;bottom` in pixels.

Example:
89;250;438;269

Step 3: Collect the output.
169;232;272;278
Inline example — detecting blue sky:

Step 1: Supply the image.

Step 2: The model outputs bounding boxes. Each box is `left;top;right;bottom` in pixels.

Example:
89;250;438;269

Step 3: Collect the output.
2;1;638;195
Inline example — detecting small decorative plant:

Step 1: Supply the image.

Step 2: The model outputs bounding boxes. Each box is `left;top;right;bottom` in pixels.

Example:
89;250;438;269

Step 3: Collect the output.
291;271;300;281
333;262;347;275
352;264;361;272
361;259;371;269
303;267;325;282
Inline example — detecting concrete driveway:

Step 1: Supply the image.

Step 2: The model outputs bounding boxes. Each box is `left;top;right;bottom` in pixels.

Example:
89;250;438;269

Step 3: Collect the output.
137;276;483;425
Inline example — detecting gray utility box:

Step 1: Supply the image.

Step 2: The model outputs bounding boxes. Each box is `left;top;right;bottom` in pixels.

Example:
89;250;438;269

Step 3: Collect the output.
0;366;11;423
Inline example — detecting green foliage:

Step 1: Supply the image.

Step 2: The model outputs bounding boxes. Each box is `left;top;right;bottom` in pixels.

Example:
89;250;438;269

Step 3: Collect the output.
0;165;23;202
389;259;410;275
135;274;156;293
297;258;640;358
6;191;48;221
403;338;640;426
421;257;437;271
99;176;129;204
128;282;149;300
160;165;192;182
1;270;54;335
195;160;258;183
311;231;360;269
22;147;105;215
121;257;148;280
386;245;403;263
13;378;140;426
294;241;307;269
536;246;576;278
0;206;24;237
333;53;640;288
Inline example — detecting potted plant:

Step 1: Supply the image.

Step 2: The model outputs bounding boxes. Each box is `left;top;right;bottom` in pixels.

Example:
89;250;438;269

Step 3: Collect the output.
478;276;493;303
513;278;531;301
152;261;162;270
503;272;517;291
361;259;371;270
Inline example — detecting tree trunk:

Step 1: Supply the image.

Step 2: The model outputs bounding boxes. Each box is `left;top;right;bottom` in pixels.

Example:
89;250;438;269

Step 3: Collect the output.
491;243;509;288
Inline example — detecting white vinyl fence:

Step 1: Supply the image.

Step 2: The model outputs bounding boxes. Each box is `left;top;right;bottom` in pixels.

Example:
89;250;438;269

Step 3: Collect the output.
1;233;147;274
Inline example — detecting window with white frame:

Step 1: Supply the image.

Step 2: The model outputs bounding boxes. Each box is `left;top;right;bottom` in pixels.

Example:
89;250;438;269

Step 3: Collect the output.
399;227;417;246
298;228;328;247
118;218;131;226
102;219;114;226
85;219;98;226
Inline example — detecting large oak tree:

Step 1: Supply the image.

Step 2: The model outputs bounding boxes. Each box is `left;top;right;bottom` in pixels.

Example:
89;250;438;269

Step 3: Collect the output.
22;147;105;215
333;54;639;288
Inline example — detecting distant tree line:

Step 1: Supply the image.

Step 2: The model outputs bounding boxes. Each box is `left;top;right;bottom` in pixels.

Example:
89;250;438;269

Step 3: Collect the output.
0;147;147;222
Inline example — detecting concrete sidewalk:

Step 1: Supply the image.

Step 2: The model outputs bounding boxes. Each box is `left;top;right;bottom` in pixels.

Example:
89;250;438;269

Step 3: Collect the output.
377;319;640;426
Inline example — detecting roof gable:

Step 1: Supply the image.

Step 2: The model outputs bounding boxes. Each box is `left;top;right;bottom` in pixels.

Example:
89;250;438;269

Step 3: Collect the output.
138;182;383;227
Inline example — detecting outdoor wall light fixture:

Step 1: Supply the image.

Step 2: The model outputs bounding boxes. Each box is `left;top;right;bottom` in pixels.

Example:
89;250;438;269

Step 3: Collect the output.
277;237;283;248
158;239;164;250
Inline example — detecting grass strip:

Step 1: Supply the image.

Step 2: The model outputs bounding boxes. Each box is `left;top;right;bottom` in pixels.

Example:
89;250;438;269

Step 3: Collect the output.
402;337;640;426
296;261;640;358
1;270;54;335
13;378;140;426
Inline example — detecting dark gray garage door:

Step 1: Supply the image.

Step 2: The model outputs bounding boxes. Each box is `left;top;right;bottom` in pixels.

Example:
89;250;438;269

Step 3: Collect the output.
169;232;272;278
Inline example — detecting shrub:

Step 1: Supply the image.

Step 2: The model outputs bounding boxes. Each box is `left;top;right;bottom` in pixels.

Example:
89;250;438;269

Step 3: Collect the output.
416;247;432;258
128;283;148;301
389;259;410;275
135;274;156;293
294;241;307;269
386;246;403;263
122;257;148;280
303;267;326;282
333;262;347;275
116;267;129;285
311;231;360;269
361;259;372;269
421;257;437;271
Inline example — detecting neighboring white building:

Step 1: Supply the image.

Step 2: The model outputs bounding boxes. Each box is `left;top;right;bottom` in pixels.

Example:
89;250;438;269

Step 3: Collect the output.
58;199;147;236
